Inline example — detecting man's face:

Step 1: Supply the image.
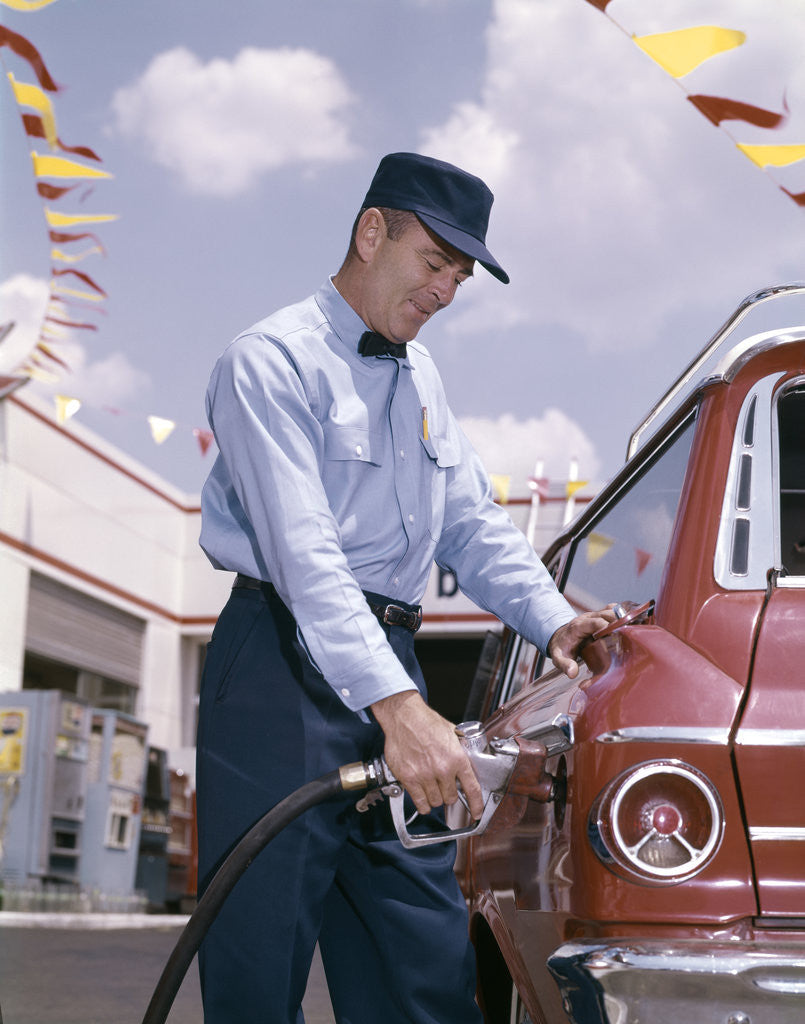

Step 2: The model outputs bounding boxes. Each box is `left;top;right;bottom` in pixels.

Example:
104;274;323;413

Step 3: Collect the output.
360;216;475;344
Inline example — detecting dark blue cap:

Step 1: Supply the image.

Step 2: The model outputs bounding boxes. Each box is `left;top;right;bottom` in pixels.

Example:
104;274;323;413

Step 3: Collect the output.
361;152;509;284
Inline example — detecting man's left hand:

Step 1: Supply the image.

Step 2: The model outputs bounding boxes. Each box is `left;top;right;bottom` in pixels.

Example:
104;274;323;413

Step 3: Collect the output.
547;606;617;678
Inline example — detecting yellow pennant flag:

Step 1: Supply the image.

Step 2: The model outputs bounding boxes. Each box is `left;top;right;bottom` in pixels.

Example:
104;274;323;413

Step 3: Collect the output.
565;479;589;499
45;208;118;228
51;246;105;263
32;152;112;180
633;25;745;78
24;364;59;383
490;474;511;504
736;143;805;169
1;0;62;9
8;74;57;148
55;395;81;424
148;416;176;445
586;532;614;565
50;284;104;302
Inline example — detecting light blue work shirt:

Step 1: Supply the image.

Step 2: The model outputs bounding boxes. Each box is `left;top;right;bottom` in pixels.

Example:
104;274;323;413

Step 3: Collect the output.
200;279;575;713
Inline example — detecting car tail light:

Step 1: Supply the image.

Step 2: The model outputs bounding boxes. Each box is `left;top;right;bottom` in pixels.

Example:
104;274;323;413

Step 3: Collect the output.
589;760;724;884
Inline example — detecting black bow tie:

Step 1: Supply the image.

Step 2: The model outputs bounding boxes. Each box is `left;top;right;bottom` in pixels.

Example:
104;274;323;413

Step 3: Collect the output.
358;331;407;358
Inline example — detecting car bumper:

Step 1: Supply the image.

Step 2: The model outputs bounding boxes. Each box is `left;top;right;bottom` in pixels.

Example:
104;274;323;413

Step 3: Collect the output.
547;938;805;1024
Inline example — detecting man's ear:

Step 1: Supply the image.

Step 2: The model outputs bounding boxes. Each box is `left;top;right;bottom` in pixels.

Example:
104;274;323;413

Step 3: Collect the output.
354;207;385;263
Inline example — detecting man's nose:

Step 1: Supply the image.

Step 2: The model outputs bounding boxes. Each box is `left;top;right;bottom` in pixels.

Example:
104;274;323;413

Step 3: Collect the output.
432;272;458;307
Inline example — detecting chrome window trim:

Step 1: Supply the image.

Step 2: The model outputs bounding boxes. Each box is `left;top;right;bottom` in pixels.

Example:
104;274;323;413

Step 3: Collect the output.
714;372;784;590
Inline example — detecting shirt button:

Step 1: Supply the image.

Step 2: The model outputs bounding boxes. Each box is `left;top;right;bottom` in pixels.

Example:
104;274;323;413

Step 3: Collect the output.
341;688;350;697
393;577;400;586
400;449;406;458
355;445;363;456
408;513;414;523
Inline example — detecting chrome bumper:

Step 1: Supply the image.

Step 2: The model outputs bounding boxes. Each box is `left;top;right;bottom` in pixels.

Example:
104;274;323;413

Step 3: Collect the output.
547;938;805;1024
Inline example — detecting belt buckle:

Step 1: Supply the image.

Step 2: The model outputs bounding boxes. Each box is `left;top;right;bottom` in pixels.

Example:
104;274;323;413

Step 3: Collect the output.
382;603;421;633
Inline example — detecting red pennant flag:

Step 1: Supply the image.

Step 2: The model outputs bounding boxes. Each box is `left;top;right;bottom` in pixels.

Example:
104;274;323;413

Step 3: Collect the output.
688;94;787;129
635;548;652;575
50;267;107;296
49;230;106;250
45;315;98;331
194;428;215;456
21;114;102;161
581;0;613;10
780;186;805;207
35;342;71;370
0;26;60;92
37;182;79;201
528;476;550;499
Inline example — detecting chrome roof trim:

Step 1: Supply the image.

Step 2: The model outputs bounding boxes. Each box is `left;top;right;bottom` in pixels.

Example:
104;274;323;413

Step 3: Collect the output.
595;726;730;745
627;282;805;459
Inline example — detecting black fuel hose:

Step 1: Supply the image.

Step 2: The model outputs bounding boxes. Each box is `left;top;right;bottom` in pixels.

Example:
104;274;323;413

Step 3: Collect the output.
141;767;358;1024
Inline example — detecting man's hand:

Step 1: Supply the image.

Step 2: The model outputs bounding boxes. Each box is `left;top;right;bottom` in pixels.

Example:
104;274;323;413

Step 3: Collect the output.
370;690;485;818
547;606;617;678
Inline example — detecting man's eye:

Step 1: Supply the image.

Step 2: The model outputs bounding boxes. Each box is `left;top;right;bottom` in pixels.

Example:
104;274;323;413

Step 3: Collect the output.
426;260;442;272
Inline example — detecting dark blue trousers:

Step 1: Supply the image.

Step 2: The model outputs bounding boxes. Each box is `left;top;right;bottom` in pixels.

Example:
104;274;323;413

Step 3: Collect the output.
196;584;482;1023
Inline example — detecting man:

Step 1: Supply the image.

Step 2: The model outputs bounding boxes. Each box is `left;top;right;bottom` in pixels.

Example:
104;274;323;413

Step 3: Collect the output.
197;152;613;1023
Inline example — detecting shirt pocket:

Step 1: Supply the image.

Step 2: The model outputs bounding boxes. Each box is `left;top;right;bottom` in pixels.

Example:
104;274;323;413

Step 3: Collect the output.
419;432;460;468
419;431;461;541
324;426;383;467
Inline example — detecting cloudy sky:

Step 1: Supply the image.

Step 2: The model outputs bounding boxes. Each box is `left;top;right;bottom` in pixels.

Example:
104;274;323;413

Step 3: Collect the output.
2;0;804;497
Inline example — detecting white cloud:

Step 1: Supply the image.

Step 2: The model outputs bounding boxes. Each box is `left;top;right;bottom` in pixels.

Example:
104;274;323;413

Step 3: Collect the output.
459;409;601;491
0;274;49;376
421;0;805;351
111;46;358;196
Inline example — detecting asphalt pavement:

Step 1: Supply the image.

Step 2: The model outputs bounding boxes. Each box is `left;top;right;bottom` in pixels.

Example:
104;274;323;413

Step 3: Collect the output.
0;913;335;1024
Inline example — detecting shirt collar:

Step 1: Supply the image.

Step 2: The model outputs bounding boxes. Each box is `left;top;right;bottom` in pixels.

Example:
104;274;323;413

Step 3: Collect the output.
315;277;412;366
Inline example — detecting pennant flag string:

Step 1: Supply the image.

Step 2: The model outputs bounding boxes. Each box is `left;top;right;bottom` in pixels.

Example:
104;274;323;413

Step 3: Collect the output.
1;26;116;384
580;2;805;206
43;393;218;458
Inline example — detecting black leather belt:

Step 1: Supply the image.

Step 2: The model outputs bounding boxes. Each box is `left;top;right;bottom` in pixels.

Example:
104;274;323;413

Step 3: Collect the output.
232;574;422;634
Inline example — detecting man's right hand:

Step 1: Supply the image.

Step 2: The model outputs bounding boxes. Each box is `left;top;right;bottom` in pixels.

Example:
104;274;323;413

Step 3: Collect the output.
369;690;484;819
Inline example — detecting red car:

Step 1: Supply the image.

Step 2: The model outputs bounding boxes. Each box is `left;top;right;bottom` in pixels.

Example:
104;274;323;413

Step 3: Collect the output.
460;285;805;1024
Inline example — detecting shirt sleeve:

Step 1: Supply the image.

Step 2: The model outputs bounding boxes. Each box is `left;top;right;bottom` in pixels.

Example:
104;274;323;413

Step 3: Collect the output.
434;415;576;653
204;332;418;712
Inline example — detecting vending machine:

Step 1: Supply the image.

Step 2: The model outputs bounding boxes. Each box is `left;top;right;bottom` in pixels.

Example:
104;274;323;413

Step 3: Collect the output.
0;690;91;889
79;709;148;899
